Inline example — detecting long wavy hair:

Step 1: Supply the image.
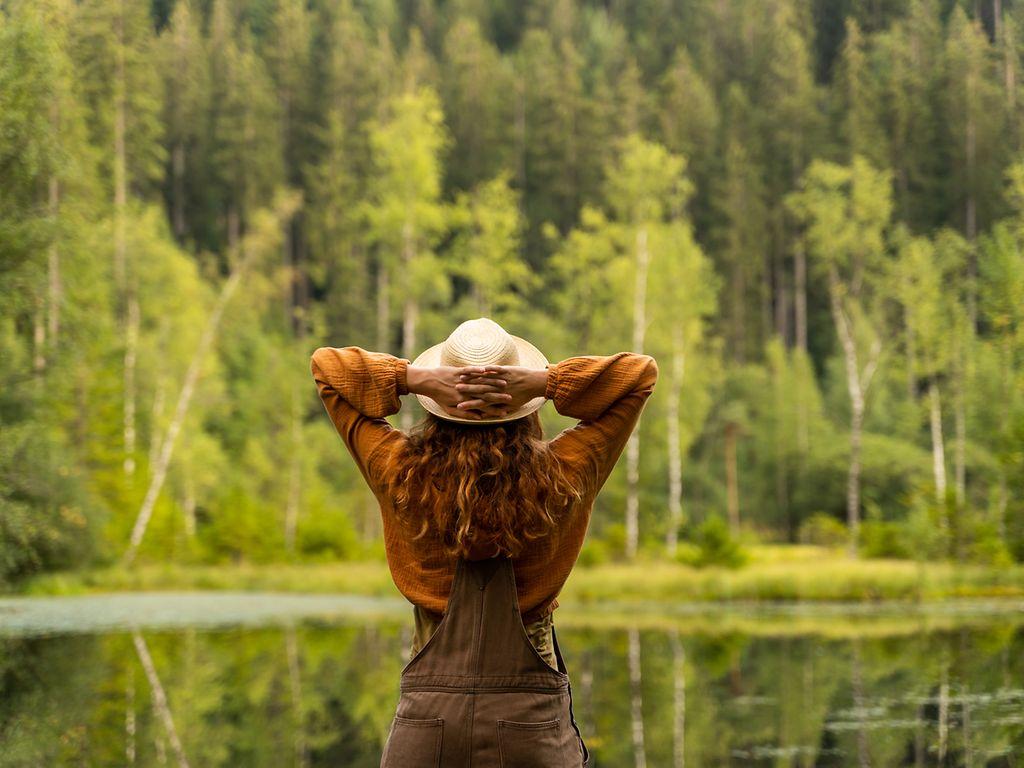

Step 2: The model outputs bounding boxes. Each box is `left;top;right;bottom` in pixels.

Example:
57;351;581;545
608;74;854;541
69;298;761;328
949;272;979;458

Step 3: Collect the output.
384;411;588;559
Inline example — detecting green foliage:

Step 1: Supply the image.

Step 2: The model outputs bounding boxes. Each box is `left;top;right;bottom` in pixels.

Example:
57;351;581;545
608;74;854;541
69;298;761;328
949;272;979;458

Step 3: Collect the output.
798;513;848;548
681;516;749;569
3;0;1024;584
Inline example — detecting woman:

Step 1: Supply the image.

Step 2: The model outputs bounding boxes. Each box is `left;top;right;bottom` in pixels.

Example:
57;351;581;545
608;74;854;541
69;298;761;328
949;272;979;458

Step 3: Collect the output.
310;317;658;767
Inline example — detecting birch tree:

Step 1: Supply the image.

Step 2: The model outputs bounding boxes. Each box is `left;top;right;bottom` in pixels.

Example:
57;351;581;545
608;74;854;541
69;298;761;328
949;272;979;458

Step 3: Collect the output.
360;86;451;432
73;0;164;482
787;157;892;555
603;134;689;559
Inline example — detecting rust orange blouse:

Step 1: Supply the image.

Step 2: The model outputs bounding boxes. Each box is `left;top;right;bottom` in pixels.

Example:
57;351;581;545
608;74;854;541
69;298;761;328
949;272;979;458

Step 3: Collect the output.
309;346;658;624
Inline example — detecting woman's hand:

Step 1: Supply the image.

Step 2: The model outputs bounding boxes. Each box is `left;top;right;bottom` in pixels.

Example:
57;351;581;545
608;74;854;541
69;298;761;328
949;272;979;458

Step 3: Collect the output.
457;365;548;414
406;365;515;420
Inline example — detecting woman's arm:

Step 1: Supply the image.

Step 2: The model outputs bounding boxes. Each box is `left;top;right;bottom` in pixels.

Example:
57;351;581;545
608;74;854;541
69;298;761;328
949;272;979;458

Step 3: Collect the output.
310;346;411;487
544;352;659;489
310;345;521;485
464;353;659;489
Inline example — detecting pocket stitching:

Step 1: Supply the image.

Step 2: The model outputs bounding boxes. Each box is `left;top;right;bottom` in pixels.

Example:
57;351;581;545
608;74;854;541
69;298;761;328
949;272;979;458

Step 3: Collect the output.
497;718;562;768
394;715;443;728
385;716;443;767
498;718;560;731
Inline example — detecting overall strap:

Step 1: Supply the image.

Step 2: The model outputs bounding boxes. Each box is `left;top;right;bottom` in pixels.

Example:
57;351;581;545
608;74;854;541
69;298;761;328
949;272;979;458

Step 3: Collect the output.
401;556;568;689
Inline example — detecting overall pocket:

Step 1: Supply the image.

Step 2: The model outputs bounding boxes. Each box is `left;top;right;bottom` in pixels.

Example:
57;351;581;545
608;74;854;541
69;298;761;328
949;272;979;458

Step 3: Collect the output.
380;716;443;768
497;718;565;768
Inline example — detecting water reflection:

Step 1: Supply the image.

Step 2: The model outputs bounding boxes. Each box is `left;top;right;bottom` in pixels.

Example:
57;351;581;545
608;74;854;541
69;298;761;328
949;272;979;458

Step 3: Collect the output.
1;597;1022;767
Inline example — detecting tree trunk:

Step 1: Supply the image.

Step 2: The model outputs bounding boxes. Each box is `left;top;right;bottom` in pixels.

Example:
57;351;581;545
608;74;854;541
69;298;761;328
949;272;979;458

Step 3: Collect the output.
938;666;949;763
929;380;947;504
132;632;190;768
669;627;686;768
794;240;807;352
149;370;166;470
724;422;740;537
126;669;136;765
954;346;967;509
122;195;298;564
114;12;127;293
285;625;309;768
115;9;134;480
284;379;302;553
515;78;527;218
48;174;61;352
1004;12;1017;142
227;205;240;251
774;354;790;540
626;226;651;560
966;68;979;331
183;473;196;538
401;222;417;434
628;627;647;768
732;265;746;363
828;267;880;557
33;294;46;374
377;263;390;350
665;325;685;557
172;142;186;239
961;630;973;767
124;291;139;479
852;640;869;768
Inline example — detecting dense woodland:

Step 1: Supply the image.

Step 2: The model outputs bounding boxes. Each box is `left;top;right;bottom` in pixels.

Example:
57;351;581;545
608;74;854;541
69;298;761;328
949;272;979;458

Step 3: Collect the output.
2;0;1024;582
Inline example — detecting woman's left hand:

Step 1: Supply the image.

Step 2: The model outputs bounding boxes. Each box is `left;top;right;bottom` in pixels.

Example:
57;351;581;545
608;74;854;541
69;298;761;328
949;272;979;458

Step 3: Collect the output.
407;365;513;420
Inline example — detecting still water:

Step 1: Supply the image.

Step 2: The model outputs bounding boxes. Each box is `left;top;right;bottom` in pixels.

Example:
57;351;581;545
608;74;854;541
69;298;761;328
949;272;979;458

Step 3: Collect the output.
1;593;1022;767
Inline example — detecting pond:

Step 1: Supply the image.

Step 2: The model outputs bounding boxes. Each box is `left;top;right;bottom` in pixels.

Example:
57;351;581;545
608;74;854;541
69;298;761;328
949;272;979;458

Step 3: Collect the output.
1;593;1022;767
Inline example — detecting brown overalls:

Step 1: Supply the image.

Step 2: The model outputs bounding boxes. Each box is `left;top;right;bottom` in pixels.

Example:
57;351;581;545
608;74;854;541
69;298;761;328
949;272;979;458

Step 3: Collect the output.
380;555;592;767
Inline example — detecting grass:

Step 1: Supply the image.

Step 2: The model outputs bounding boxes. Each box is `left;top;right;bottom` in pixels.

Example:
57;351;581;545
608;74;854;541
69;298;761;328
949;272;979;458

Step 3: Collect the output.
14;546;1024;604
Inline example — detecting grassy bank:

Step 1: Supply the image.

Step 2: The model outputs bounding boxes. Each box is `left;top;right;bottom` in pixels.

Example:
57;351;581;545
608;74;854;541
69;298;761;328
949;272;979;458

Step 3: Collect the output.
14;546;1024;603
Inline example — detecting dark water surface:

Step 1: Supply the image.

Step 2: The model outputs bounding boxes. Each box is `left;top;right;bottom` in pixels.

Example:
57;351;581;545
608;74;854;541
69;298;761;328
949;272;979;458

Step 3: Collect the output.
1;594;1022;767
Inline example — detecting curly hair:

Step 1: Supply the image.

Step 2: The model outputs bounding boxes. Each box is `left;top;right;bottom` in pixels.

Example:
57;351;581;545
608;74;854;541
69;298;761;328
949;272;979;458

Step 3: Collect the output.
383;411;588;559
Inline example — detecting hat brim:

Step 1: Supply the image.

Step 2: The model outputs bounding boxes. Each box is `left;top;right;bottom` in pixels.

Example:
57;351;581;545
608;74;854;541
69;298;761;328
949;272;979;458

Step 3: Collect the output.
410;335;549;424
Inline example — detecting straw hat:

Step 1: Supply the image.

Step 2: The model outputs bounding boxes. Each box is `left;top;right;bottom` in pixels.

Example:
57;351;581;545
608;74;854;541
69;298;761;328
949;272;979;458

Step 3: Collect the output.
411;318;549;424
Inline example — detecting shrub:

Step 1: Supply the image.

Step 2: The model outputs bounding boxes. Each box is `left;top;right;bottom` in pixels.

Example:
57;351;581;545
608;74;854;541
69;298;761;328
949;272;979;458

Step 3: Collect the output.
601;522;628;562
798;512;848;548
689;516;748;569
860;519;913;559
577;538;609;567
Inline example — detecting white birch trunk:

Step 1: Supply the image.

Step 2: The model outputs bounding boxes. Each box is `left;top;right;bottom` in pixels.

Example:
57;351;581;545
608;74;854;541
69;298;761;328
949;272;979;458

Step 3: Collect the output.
285;625;309;768
126;669;136;765
626;226;651;560
123;196;296;563
929;380;947;504
132;632;190;768
828;267;880;557
852;640;869;768
665;325;685;556
628;627;647;768
669;627;686;768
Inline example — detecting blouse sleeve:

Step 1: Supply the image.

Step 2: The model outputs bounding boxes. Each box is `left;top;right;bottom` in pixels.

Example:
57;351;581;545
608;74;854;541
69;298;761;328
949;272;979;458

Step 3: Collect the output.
309;345;410;489
545;352;659;492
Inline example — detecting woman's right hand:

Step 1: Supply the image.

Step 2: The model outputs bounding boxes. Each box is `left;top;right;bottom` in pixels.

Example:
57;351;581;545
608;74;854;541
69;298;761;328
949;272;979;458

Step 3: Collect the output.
457;365;548;414
407;365;515;420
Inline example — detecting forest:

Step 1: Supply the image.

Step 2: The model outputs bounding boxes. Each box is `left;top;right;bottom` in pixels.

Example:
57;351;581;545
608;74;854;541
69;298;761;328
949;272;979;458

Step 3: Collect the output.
2;0;1024;585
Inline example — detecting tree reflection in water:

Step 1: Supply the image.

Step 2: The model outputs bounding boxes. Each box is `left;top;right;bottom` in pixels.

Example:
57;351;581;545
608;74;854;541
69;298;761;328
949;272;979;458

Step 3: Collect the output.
1;599;1022;767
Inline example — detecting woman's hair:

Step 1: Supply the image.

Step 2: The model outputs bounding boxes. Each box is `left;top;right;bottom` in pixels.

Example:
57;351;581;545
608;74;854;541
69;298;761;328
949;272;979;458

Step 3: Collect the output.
384;411;588;559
